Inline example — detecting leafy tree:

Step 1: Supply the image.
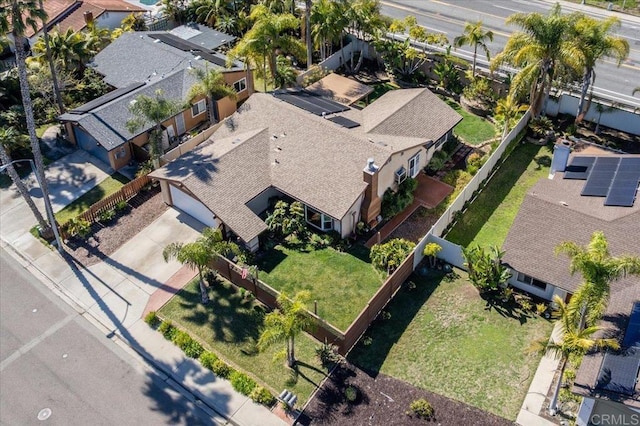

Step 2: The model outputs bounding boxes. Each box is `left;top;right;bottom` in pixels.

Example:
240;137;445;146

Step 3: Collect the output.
434;46;462;94
188;64;236;124
37;0;64;114
422;242;442;268
529;295;619;416
274;55;297;88
126;89;183;168
494;95;528;140
31;27;91;75
462;245;511;293
371;238;416;274
454;21;494;77
342;0;384;74
556;231;640;328
373;37;426;80
570;15;628;124
491;4;579;116
310;0;343;61
265;200;307;238
0;0;56;237
161;0;188;24
229;5;304;91
193;0;230;27
258;291;313;368
84;21;112;54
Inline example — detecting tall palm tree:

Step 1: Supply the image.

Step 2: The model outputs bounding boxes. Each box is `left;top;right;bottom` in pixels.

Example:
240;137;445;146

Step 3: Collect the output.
454;21;494;77
344;0;384;74
37;0;64;114
305;0;312;69
556;231;640;328
84;21;112;55
494;95;528;140
31;27;91;75
258;291;313;368
188;64;237;125
530;295;619;416
194;0;229;27
491;4;580;116
229;5;305;91
0;0;56;237
0;127;49;231
126;90;183;169
570;15;629;123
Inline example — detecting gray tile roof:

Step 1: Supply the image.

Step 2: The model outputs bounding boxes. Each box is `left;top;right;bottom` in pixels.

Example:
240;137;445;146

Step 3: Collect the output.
170;23;236;51
361;88;462;142
502;174;640;294
90;32;243;88
59;68;198;150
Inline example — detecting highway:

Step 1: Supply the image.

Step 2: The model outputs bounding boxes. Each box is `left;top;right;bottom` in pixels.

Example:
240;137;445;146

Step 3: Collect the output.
0;247;216;425
380;0;640;109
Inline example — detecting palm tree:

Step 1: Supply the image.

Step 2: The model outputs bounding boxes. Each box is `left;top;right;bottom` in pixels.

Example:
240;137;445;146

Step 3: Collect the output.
454;21;494;78
305;0;312;69
556;231;640;328
494;95;529;140
311;0;340;61
31;27;91;75
0;127;49;231
126;90;183;169
571;15;629;123
344;0;384;74
491;4;580;116
1;0;56;238
229;5;305;91
37;0;64;114
530;295;619;416
188;64;237;125
84;21;112;55
258;291;313;368
194;0;229;27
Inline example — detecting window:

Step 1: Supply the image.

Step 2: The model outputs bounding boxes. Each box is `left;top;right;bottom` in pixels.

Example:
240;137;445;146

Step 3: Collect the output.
395;166;407;184
191;99;206;117
233;78;247;93
305;205;333;231
516;272;547;290
408;152;420;178
114;146;126;159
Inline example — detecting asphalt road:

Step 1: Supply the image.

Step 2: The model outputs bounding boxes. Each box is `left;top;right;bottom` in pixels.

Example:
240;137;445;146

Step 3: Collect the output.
380;0;640;108
0;247;215;425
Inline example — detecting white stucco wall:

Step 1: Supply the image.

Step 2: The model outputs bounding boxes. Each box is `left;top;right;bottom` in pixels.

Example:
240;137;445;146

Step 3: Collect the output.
338;193;365;238
376;146;430;198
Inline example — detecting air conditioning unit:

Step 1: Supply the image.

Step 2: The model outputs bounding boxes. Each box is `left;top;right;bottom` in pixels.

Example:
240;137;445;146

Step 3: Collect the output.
395;167;407;184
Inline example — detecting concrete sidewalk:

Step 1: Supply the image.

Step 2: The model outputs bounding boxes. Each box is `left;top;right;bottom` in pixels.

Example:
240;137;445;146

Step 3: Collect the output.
0;156;286;425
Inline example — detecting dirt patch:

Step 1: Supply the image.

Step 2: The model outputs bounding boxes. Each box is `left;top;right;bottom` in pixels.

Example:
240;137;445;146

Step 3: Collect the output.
388;207;440;243
63;188;167;267
300;361;512;426
552;113;640;154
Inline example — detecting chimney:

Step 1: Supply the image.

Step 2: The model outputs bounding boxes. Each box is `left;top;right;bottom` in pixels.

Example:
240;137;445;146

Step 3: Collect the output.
361;158;381;224
84;11;94;24
550;141;571;174
365;158;378;173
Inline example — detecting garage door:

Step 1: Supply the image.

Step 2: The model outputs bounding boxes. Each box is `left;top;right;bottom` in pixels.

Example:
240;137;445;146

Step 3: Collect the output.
169;184;219;228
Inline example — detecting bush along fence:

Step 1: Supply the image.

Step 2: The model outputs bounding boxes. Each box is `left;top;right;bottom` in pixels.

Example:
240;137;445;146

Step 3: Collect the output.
60;174;151;239
144;312;276;407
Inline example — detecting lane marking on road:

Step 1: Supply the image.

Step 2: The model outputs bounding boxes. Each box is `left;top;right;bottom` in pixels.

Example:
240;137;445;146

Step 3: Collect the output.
0;314;77;372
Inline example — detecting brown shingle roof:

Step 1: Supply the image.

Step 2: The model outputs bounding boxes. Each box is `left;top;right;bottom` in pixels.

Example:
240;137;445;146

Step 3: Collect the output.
56;2;105;33
25;0;76;36
502;175;640;294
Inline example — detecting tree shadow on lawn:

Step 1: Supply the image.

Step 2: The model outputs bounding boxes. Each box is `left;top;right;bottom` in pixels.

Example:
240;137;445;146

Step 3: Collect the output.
287;361;330;388
480;291;535;325
447;143;552;247
255;245;288;273
346;243;373;263
173;279;264;345
347;272;445;377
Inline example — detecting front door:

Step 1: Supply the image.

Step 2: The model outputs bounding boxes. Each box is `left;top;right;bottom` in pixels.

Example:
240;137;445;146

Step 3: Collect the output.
175;113;186;135
409;152;420;178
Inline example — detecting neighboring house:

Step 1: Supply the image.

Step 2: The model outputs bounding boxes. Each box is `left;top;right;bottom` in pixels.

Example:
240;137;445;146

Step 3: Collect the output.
150;87;462;251
502;147;640;302
169;23;236;51
58;31;253;170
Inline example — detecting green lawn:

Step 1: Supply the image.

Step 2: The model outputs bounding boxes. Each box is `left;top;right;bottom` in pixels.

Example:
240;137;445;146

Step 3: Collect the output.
444;99;496;145
446;143;552;248
256;244;385;331
348;271;553;420
54;173;129;224
158;278;328;405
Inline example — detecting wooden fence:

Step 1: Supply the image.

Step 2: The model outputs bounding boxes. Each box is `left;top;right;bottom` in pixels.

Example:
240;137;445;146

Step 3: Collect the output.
60;175;151;236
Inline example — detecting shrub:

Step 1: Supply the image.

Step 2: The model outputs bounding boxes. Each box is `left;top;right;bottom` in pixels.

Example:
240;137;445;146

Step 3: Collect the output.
381;177;418;219
158;320;177;340
344;385;358;403
529;116;553;138
409;398;434;419
316;341;341;368
381;310;392;320
98;208;116;223
536;303;548;316
136;160;154;178
362;336;373;346
370;238;416;273
462;76;496;106
65;217;92;239
199;351;219;370
426;150;447;172
115;200;128;211
172;330;204;358
211;359;232;378
250;386;276;406
144;311;160;327
462;245;511;293
230;370;257;395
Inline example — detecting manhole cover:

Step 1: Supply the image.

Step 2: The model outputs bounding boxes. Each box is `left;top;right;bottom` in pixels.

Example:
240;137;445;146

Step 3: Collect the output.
37;408;52;420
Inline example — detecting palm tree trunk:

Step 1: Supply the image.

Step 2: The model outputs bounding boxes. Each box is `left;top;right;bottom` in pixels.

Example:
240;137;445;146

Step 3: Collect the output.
0;143;49;229
576;68;593;124
14;32;54;235
305;0;312;69
287;335;296;368
472;43;478;77
207;96;217;124
198;268;209;304
39;0;64;115
548;356;567;416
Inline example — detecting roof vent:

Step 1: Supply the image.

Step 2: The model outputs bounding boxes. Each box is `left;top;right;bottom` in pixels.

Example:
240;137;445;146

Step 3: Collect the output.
275;146;282;152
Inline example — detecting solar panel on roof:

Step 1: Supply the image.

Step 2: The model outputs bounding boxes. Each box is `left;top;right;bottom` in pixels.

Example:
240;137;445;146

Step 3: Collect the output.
198;52;228;67
595;348;640;396
273;91;350;116
623;303;640;348
328;116;360;128
68;82;145;114
148;33;212;54
581;157;620;197
564;156;595;180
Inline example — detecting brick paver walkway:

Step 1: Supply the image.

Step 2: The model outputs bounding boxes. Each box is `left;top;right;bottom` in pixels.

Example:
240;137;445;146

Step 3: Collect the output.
143;265;197;315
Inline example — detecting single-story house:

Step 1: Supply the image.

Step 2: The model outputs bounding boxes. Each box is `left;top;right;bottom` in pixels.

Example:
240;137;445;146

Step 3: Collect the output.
58;31;253;170
150;87;462;251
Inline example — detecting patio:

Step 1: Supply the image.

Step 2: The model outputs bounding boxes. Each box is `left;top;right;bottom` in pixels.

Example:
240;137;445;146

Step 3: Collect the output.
365;173;453;247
